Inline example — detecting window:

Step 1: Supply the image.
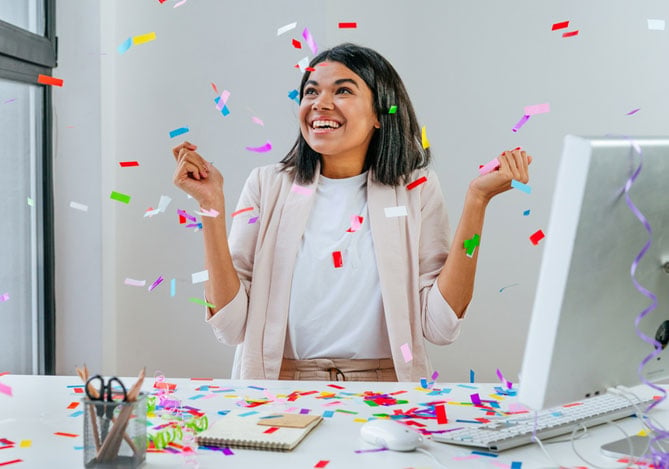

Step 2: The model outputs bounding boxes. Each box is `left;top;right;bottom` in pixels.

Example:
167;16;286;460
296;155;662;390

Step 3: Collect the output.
0;0;56;374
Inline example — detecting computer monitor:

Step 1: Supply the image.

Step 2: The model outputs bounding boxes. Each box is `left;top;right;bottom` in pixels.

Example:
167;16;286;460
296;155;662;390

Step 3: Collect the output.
518;135;669;412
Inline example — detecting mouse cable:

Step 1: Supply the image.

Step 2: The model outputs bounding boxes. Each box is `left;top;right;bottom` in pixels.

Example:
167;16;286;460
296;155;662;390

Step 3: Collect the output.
416;447;448;468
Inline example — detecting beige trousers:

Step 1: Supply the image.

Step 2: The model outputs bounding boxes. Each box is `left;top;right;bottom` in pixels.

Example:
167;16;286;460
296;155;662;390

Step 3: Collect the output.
279;358;397;382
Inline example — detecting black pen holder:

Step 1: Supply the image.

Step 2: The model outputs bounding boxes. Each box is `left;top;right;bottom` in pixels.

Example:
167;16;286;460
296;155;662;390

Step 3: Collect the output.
83;395;147;468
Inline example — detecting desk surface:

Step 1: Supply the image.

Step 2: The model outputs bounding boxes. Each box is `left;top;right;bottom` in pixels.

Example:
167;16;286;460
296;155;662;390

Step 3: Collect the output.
0;375;666;468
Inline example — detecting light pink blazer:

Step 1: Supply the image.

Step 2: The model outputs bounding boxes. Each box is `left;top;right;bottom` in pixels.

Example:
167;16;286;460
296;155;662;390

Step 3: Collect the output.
206;163;463;381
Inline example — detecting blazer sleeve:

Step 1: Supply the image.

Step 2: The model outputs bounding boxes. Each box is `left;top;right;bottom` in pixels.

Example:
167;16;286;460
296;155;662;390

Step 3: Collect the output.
205;167;262;345
417;170;464;345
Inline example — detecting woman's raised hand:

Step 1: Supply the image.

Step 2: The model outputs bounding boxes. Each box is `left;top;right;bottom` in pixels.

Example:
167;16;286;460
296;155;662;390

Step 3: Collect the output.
172;141;224;207
469;148;532;204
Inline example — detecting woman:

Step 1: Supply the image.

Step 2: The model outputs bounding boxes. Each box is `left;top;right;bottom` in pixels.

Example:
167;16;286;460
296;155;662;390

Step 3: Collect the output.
172;43;531;381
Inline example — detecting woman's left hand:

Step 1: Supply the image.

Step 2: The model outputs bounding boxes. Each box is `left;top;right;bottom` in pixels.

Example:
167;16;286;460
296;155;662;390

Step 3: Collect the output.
469;148;533;204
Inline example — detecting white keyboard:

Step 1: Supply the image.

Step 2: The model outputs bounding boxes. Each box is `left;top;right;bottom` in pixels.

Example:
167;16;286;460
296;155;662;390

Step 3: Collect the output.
433;392;655;452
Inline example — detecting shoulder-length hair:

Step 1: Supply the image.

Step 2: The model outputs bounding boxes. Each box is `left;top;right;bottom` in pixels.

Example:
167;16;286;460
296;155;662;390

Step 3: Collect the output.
280;43;431;186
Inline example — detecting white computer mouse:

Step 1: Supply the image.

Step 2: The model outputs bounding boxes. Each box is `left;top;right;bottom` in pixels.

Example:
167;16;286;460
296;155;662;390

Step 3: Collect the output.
360;419;423;451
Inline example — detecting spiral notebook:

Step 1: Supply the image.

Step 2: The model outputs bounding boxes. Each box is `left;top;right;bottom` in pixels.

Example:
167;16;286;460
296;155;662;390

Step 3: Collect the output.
196;412;323;451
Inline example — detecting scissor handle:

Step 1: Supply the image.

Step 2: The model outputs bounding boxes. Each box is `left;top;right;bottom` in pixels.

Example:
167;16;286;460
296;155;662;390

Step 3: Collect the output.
105;376;128;402
85;375;105;401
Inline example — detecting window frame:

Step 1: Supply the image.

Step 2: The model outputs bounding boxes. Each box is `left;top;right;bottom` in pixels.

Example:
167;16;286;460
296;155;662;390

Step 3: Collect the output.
0;0;57;374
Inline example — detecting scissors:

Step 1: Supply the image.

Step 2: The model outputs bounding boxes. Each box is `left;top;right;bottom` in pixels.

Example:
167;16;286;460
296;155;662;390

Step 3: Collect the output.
85;375;128;441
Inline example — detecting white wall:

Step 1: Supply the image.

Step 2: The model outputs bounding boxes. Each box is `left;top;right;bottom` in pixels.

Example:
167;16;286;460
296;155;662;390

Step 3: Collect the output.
54;0;669;382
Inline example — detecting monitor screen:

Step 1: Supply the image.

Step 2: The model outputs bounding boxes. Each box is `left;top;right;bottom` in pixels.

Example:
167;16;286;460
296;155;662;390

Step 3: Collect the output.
518;135;669;411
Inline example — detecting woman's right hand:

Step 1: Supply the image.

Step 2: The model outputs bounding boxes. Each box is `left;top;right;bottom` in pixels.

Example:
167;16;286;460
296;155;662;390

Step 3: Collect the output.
172;141;224;207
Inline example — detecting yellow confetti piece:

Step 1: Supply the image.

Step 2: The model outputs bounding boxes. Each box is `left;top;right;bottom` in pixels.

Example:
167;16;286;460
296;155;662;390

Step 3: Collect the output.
353;418;368;423
19;440;32;448
637;429;650;437
132;32;156;45
421;126;430;149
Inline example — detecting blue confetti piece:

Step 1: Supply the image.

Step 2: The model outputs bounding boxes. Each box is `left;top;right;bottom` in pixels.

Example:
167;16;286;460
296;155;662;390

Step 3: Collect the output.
117;37;132;55
511;462;522;469
70;410;84;417
469;369;475;383
420;378;428;389
73;445;85;451
459;384;477;390
239;411;259;417
170;278;176;297
511;179;531;194
523;209;531;216
213;96;230;116
169;127;189;138
188;394;205;400
322;410;334;418
248;385;265;390
288;89;300;103
217;410;230;416
471;450;498;458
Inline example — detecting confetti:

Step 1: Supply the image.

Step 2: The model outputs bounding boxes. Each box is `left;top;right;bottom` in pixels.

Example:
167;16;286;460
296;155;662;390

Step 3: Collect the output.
511;179;531;194
245;141;272;153
189;297;215;309
132;32;156;45
529;229;545;245
69;201;88;212
499;283;519;293
1;293;10;302
191;270;209;284
0;382;12;396
18;441;30;448
296;56;310;73
213;96;230;116
523;209;531;216
421;126;430;149
338;22;357;29
54;432;78;438
231;207;254;218
124;278;146;287
626;108;641;116
523;102;550;115
195;208;219;217
384;206;407;218
406;176;427;190
169;127;189;138
470;393;482;405
314;461;330;468
302;27;318;54
288;89;300;103
248;216;259;224
347;215;363;232
400;343;413;363
648;19;666;30
291;184;313;196
435;404;448;424
119;161;139;167
277;22;297;36
332;251;343;268
37;74;63;87
148;276;164;292
562;30;579;38
292;39;302;49
215;90;230;112
478;157;500;175
117;37;132;54
170;278;176;297
512;114;530;132
469;369;475;383
110;191;131;204
551;20;569;31
0;460;22;467
463;234;480;257
173;0;188;7
251;116;264;126
388;105;397;114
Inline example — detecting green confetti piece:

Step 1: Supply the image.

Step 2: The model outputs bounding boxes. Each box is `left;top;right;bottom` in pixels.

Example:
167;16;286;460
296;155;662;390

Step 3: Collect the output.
335;409;358;415
189;297;215;309
110;191;131;204
463;234;481;257
27;197;34;207
388;105;398;114
364;400;379;407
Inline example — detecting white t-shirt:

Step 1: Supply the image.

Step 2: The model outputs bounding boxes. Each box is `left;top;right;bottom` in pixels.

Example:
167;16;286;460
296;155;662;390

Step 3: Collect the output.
284;172;392;360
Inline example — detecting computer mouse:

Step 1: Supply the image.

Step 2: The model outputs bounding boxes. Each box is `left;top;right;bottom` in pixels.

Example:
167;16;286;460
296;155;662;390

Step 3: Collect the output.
360;419;423;451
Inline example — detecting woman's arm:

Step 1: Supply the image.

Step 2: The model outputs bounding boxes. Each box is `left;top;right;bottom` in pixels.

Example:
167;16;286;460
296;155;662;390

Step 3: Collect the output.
172;141;240;315
437;149;532;317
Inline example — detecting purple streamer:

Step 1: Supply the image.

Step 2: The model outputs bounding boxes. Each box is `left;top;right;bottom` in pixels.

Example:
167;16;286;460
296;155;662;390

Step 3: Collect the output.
623;141;669;468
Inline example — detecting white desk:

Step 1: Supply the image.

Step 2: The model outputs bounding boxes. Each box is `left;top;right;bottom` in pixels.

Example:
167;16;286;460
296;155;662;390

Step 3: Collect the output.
0;375;666;468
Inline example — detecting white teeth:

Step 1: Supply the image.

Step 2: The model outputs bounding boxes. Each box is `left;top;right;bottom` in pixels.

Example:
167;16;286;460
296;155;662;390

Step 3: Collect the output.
312;120;341;129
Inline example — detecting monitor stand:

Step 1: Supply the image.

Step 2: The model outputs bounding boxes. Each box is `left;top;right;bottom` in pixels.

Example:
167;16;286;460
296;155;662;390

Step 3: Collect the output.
600;434;669;460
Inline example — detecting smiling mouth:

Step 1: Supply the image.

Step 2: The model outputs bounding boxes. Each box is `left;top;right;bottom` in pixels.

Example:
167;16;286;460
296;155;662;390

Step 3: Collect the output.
311;119;342;130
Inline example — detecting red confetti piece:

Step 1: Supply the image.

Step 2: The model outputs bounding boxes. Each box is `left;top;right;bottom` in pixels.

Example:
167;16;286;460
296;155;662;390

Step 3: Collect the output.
529;229;545;245
305;67;316;72
66;402;79;409
435;404;448;424
37;74;63;87
314;461;330;468
327;384;345;390
190;377;213;381
263;427;279;434
73;387;84;394
178;214;186;224
119;161;139;167
332;251;343;268
0;460;23;467
338;22;357;29
406;176;427;190
231;207;253;218
292;39;302;49
551;20;569;30
53;432;78;438
562;30;579;38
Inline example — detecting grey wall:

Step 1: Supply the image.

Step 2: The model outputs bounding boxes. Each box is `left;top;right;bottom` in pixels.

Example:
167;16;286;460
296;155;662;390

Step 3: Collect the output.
54;0;669;382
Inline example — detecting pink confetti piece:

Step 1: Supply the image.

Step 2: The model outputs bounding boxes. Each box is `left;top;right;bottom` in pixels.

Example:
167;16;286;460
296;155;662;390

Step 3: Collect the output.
251;116;264;126
478;157;500;175
215;90;230;111
291;184;313;196
523;102;550;115
512;115;530;132
124;278;146;287
245;141;272;153
148;276;164;292
231;207;253;218
302;27;318;54
195;208;220;217
626;108;641;116
431;370;439;381
0;293;9;302
173;0;188;7
348;215;363;232
177;209;197;223
0;382;12;396
248;216;259;224
400;343;413;363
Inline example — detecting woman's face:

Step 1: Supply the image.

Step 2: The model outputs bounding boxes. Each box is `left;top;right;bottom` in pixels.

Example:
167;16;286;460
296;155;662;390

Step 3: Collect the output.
299;61;380;169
